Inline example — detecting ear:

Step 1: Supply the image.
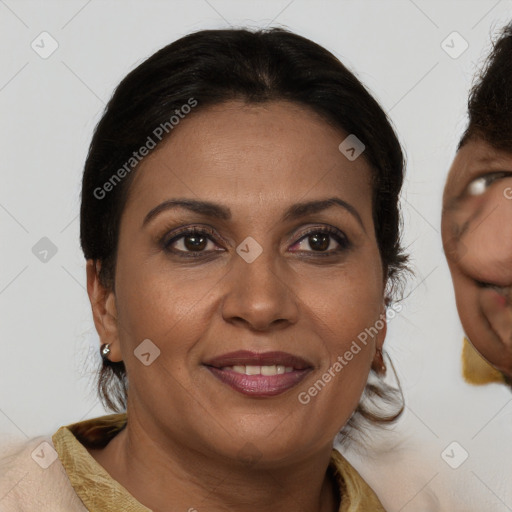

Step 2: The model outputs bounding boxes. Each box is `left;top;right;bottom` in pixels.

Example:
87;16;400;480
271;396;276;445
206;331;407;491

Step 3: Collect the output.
86;259;123;362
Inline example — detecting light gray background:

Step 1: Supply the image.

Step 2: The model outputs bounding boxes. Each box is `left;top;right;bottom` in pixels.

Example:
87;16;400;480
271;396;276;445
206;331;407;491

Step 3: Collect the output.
1;1;512;510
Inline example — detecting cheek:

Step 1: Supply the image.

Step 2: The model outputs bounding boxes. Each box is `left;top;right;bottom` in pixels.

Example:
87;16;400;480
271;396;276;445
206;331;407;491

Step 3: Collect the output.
322;288;382;345
115;247;219;342
452;274;491;352
297;310;375;437
113;259;211;405
451;271;476;321
454;285;477;335
294;245;383;320
302;259;384;367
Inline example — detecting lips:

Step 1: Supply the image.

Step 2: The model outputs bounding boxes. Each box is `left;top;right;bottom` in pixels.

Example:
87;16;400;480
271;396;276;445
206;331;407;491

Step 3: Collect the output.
204;350;312;369
203;350;313;397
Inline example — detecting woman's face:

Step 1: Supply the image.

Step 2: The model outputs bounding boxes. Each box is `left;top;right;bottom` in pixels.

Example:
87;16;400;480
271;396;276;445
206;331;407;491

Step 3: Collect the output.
93;100;387;463
442;138;512;377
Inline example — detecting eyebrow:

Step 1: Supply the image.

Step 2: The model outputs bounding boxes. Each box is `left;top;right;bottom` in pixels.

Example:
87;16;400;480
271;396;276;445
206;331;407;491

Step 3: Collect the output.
142;197;365;231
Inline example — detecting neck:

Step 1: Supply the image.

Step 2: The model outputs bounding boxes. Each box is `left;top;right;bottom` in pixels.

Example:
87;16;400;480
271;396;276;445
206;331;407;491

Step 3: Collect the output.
87;412;340;512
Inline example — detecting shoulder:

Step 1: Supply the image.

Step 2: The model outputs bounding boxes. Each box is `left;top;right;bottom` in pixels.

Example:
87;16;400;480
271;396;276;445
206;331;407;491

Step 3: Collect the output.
0;434;87;512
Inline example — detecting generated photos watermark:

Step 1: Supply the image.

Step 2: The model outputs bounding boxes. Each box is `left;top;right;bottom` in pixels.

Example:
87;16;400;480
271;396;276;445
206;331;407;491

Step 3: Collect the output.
298;303;402;405
94;97;198;200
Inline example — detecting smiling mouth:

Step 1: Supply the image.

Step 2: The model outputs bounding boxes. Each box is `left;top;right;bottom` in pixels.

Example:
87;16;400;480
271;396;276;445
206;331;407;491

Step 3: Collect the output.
203;350;313;397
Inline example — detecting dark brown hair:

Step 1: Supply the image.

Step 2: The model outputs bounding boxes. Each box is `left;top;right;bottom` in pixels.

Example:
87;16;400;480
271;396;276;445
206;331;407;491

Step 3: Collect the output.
459;22;512;151
80;27;407;431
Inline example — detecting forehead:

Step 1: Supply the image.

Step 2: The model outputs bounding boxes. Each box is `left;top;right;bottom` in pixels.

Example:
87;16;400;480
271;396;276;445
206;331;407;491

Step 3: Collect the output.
125;100;374;216
451;138;512;175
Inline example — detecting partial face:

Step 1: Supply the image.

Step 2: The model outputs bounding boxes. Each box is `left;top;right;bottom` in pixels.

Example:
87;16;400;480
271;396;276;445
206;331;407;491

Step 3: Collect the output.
442;138;512;378
96;100;387;463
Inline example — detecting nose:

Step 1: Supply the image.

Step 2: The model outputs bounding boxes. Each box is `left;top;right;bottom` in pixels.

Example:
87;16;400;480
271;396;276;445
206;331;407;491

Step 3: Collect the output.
221;248;300;331
459;186;512;285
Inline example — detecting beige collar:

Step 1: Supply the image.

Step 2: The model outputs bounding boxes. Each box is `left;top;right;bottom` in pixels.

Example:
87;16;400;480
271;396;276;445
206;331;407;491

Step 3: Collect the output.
52;413;385;511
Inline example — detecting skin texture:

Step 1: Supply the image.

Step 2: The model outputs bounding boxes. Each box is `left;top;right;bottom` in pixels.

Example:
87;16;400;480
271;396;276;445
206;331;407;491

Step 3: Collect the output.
442;137;512;379
86;100;387;512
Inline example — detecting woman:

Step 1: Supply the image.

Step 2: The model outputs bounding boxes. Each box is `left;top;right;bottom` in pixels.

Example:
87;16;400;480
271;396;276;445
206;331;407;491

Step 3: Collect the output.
0;28;406;511
442;22;512;388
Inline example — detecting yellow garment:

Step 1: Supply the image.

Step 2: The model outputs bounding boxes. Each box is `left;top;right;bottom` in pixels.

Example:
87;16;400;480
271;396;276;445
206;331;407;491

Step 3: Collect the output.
461;336;506;385
52;413;386;512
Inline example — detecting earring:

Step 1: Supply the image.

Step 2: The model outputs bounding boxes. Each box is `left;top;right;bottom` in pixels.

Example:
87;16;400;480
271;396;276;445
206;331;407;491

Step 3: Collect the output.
100;343;111;361
372;348;386;375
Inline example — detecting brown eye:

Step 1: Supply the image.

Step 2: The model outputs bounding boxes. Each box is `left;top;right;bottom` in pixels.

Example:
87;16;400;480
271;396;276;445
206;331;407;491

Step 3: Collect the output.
290;227;350;254
163;227;222;256
182;233;209;251
307;232;330;251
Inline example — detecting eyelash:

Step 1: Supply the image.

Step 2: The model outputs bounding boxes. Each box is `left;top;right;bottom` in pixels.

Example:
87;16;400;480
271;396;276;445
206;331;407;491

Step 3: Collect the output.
160;225;350;258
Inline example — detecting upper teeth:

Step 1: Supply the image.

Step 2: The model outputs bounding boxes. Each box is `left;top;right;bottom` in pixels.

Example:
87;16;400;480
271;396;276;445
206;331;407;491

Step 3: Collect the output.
223;365;294;375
